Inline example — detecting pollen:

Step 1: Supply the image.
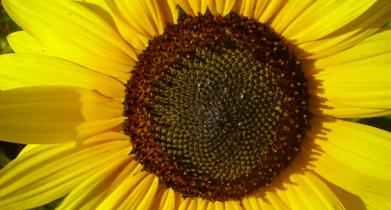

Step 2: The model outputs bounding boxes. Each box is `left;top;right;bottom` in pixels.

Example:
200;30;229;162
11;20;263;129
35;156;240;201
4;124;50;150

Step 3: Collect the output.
123;12;312;202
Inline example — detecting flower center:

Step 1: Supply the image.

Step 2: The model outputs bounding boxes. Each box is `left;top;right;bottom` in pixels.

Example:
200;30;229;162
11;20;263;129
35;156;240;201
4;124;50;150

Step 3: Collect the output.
123;12;312;202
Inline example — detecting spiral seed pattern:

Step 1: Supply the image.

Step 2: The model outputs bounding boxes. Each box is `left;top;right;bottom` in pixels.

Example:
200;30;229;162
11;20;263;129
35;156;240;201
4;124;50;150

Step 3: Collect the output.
123;12;312;202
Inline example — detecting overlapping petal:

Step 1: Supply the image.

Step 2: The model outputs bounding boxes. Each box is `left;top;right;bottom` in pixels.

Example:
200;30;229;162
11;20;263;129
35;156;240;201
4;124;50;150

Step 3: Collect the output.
7;31;46;54
230;0;246;15
281;0;377;45
307;64;391;118
104;0;169;52
158;0;180;24
304;119;391;202
73;0;119;31
309;28;391;68
199;200;233;210
150;186;183;210
242;193;290;210
305;28;391;118
0;86;124;144
3;0;137;80
294;0;391;59
0;53;125;98
320;178;367;210
265;162;344;209
111;174;157;210
0;132;131;209
175;0;204;16
362;198;391;210
206;0;235;16
244;0;286;23
179;198;242;210
270;0;315;36
57;156;139;210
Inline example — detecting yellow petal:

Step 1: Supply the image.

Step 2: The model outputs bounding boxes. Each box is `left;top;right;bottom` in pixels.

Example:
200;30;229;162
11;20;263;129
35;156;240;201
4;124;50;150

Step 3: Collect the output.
0;86;124;144
282;0;376;45
151;186;170;210
17;144;40;157
3;0;137;77
261;192;291;210
225;200;243;210
243;191;290;210
274;162;344;209
179;197;204;210
199;200;212;210
7;31;44;54
73;0;118;31
230;0;246;15
200;200;229;210
242;196;260;210
57;154;135;210
62;158;140;209
0;133;131;210
304;119;391;202
102;1;149;52
245;0;286;23
158;0;179;24
188;0;208;15
270;0;316;35
94;161;151;209
243;0;257;19
362;198;391;210
187;198;199;210
214;201;226;210
307;64;391;118
310;28;391;68
175;0;196;16
295;0;391;59
0;53;125;98
105;0;169;52
116;0;165;39
178;197;192;210
207;0;235;16
309;100;391;119
174;190;184;210
309;119;391;180
119;175;159;210
150;186;182;210
7;31;131;82
321;177;369;210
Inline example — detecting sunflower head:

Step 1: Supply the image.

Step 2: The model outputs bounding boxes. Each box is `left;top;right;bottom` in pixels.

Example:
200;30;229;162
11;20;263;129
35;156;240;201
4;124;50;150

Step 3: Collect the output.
123;12;312;202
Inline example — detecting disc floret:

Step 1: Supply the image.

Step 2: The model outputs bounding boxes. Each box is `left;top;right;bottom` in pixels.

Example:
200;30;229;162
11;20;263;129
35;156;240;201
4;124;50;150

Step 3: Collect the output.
123;12;312;202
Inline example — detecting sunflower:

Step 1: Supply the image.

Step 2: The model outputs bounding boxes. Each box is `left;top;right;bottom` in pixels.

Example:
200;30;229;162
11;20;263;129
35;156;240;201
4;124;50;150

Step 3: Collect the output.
1;0;391;209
